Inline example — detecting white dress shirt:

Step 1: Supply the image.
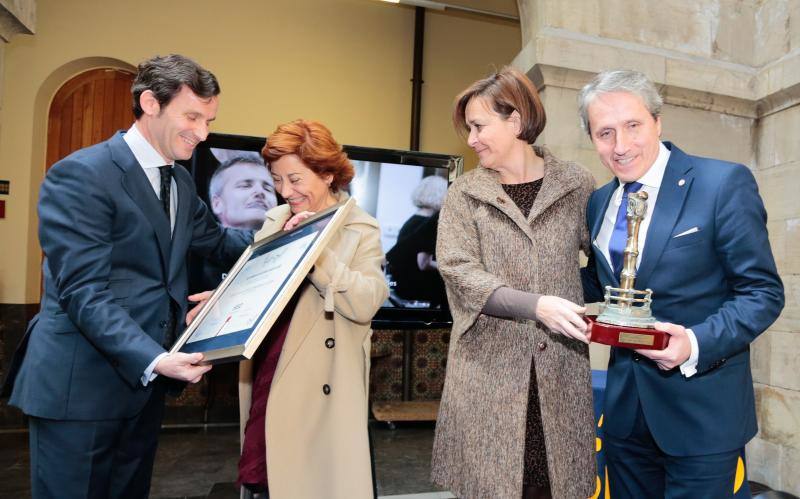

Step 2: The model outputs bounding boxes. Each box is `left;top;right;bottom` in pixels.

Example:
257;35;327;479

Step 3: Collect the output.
123;124;177;233
593;143;699;377
123;124;174;385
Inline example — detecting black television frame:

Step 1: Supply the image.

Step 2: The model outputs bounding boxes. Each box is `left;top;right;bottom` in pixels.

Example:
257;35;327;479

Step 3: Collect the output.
182;132;463;330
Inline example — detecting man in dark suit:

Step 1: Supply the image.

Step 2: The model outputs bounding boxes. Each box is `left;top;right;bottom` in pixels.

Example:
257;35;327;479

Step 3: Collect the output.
4;54;250;498
580;70;784;498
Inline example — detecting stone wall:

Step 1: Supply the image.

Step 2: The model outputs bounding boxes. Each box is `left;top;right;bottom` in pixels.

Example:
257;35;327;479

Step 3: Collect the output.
516;0;800;493
749;100;800;494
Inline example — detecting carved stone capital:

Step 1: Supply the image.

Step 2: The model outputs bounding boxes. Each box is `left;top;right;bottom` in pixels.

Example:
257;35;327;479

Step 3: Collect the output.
0;0;36;43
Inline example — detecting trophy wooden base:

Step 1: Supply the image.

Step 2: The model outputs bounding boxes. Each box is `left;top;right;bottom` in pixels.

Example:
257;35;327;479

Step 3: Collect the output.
585;316;669;350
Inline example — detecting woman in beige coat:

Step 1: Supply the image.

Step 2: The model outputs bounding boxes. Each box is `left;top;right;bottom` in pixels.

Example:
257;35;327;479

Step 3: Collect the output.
431;68;596;498
238;119;388;499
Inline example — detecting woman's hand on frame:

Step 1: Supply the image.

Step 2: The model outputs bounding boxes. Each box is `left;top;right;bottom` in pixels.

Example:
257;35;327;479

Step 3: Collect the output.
535;295;589;344
283;211;315;231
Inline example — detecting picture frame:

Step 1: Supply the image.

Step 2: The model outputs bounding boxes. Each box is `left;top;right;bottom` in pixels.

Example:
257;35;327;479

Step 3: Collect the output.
170;198;355;363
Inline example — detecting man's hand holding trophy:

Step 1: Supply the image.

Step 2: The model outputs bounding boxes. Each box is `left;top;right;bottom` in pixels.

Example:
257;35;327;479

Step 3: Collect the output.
585;190;669;350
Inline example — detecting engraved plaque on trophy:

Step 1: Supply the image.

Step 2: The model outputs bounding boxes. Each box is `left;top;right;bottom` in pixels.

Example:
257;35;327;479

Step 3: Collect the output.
586;191;669;350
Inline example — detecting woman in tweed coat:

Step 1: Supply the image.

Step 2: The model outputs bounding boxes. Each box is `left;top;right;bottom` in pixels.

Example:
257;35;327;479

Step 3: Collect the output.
431;67;596;499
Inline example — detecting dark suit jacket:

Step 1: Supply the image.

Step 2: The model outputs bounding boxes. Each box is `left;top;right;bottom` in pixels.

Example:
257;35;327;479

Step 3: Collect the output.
5;132;250;420
583;142;784;456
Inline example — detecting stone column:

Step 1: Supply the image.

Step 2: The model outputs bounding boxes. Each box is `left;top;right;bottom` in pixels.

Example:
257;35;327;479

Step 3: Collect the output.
513;0;800;493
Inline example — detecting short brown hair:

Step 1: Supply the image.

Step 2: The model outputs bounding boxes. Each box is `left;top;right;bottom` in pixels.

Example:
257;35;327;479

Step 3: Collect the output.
132;54;220;119
262;119;354;191
453;66;546;144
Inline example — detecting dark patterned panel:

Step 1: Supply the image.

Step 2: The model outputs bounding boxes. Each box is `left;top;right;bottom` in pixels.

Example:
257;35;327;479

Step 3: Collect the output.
370;330;406;400
369;328;450;401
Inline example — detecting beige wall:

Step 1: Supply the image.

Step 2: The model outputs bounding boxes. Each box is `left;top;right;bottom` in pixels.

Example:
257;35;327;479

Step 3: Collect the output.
518;0;799;493
0;0;520;304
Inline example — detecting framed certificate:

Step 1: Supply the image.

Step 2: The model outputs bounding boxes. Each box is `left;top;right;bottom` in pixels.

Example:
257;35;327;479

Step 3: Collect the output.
170;198;355;363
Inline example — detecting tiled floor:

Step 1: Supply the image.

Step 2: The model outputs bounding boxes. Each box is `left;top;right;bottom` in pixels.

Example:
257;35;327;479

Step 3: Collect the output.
0;421;448;498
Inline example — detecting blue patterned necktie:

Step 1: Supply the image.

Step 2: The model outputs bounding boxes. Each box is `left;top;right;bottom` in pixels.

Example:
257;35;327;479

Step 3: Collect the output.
609;181;643;279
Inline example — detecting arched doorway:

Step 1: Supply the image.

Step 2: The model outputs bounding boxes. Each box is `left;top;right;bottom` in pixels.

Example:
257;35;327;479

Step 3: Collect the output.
46;68;135;170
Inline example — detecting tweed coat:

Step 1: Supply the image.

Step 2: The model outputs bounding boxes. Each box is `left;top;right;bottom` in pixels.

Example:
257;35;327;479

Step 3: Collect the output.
431;147;597;499
239;194;388;499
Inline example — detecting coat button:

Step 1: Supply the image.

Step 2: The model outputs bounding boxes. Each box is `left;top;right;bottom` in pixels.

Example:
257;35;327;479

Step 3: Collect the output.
322;384;331;395
537;341;547;351
159;320;168;328
496;197;505;204
325;338;335;349
633;353;641;362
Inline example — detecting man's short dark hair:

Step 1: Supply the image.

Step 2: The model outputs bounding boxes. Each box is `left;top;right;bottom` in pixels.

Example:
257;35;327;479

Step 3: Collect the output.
131;54;220;119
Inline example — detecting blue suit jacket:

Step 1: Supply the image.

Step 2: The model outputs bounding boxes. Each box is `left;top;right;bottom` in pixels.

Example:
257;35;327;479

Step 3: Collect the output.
6;132;250;420
583;142;784;456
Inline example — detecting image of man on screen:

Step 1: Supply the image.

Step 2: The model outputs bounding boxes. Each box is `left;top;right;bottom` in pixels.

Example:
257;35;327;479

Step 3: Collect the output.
210;155;277;230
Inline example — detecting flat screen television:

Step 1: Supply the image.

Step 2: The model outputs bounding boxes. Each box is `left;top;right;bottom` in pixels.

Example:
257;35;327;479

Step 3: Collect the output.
181;133;463;329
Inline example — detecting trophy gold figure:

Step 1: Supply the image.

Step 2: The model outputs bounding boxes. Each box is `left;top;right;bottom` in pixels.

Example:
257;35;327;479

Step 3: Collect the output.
586;191;669;350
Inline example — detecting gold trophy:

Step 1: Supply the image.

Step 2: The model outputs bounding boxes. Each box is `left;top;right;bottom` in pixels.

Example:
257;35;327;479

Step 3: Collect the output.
586;191;668;350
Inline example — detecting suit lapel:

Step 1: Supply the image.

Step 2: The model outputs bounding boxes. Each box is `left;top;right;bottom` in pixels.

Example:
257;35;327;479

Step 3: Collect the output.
254;205;292;242
112;133;172;273
168;169;193;284
526;153;581;223
461;149;582;243
590;181;617;241
589;181;618;284
636;143;694;287
462;167;535;242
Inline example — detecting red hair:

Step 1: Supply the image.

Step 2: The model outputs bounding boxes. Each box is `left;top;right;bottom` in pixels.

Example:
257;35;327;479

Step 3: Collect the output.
262;119;354;191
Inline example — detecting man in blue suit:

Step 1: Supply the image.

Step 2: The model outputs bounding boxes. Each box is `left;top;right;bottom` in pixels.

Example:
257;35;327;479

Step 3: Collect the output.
580;70;784;498
3;54;250;498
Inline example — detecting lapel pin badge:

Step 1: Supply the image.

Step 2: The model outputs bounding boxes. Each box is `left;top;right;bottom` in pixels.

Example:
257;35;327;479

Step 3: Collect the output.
678;179;686;186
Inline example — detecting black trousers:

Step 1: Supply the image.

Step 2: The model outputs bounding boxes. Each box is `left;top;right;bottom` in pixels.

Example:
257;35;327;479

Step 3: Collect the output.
28;382;167;499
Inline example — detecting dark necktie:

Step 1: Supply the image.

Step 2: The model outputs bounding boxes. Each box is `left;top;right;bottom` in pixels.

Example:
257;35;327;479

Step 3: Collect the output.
158;165;177;347
158;165;172;222
609;181;643;279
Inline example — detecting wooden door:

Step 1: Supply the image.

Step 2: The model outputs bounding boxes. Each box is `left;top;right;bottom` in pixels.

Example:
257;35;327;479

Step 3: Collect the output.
46;68;135;170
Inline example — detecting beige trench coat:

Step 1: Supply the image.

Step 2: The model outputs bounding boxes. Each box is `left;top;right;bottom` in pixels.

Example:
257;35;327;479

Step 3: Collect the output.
431;147;597;499
239;195;388;499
